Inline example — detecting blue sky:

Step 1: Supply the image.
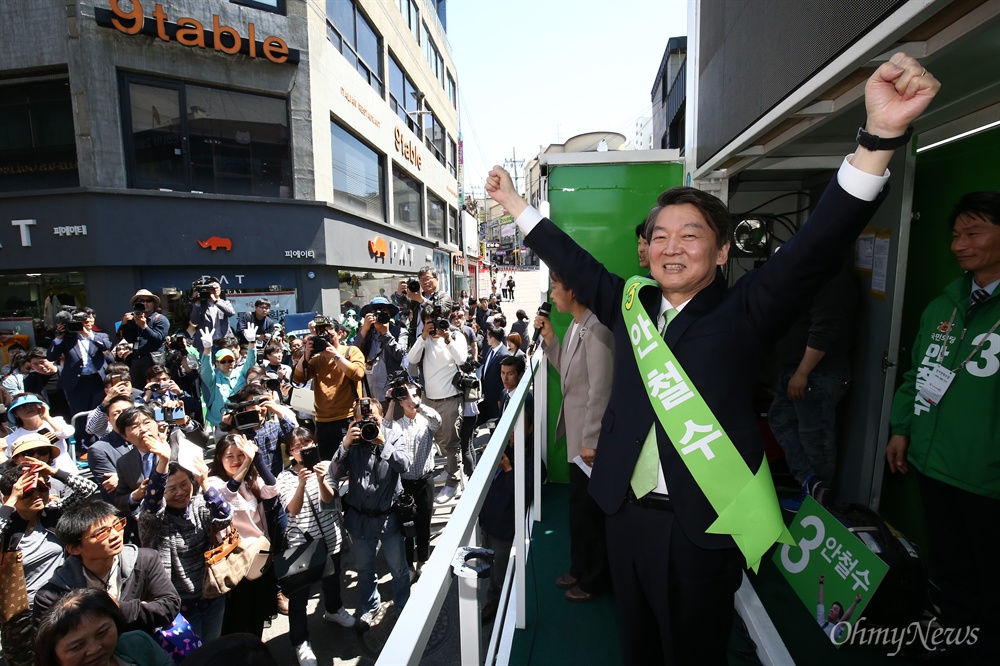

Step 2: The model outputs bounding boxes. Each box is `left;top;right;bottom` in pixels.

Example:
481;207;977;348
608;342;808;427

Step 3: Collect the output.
447;0;688;196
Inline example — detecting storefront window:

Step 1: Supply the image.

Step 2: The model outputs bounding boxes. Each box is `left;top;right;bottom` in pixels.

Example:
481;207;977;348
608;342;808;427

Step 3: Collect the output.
392;164;422;235
337;271;414;321
0;78;79;192
427;192;445;241
121;75;291;197
331;120;385;221
0;272;87;348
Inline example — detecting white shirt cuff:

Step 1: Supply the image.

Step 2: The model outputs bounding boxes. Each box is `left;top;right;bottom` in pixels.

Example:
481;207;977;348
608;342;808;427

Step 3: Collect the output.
838;154;890;202
515;206;544;235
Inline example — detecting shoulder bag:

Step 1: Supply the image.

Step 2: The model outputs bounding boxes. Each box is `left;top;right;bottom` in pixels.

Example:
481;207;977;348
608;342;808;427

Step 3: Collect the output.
202;525;272;598
274;488;328;594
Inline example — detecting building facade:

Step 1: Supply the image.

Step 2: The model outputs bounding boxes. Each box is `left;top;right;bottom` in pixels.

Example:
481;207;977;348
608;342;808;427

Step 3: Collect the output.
0;0;462;341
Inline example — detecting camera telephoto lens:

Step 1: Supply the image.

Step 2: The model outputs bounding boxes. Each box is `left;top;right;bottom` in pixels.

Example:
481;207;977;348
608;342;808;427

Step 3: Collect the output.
376;311;391;325
407;279;421;293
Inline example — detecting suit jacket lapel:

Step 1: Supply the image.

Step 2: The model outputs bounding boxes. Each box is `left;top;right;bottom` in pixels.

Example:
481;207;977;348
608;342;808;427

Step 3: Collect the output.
663;269;726;347
564;310;594;376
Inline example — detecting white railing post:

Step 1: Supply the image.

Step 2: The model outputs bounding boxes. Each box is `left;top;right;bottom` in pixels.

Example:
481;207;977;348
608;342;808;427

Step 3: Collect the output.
513;391;527;629
452;546;490;665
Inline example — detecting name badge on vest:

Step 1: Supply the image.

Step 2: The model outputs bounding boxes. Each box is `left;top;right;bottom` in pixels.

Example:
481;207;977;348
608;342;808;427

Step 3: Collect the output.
918;364;956;406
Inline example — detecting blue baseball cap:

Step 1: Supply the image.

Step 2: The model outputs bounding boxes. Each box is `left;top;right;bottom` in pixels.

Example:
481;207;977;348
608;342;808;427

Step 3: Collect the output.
7;393;46;424
360;296;399;318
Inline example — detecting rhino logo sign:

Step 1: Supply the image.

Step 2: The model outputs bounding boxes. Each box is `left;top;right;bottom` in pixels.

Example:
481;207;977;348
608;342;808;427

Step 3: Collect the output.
198;236;232;252
368;236;388;259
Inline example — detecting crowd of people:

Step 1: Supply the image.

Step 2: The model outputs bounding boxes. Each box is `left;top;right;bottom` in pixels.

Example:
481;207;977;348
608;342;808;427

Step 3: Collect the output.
0;269;530;665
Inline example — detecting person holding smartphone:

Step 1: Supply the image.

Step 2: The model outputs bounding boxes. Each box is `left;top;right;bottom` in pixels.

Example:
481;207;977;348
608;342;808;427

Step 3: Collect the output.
276;428;354;666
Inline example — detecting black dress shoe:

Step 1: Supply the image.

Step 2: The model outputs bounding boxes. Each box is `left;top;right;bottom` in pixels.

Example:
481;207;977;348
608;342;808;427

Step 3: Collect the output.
555;572;578;589
565;585;594;602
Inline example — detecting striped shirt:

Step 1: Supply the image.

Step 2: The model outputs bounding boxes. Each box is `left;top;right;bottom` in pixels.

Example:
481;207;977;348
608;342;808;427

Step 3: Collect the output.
388;405;442;480
277;466;343;554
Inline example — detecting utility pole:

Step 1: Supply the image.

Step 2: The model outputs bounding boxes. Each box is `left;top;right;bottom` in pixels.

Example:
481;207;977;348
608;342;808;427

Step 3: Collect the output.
504;148;525;194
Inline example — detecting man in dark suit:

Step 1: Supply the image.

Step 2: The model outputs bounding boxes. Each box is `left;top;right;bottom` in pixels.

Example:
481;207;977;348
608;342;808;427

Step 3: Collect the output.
87;395;134;502
478;325;510;425
112;404;176;516
47;308;112;415
486;55;938;665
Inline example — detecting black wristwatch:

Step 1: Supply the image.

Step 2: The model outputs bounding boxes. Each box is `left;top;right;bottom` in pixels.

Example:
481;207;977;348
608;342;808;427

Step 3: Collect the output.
856;125;913;151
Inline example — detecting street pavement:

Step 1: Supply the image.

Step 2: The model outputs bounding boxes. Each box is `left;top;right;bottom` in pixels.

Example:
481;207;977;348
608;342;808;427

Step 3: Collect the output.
261;268;547;665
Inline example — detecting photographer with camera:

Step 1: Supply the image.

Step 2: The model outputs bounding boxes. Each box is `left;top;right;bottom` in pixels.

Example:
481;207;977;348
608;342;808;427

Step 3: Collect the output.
47;307;112;415
222;384;297;479
406;307;468;504
120;290;170;387
398;266;453;350
328;399;411;626
295;316;365;460
198;323;257;427
236;298;276;343
137;365;202;437
384;376;441;581
357;297;406;414
187;279;235;348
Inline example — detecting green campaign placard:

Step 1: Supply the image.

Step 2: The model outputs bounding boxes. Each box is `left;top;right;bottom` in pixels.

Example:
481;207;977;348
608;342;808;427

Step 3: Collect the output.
773;497;890;647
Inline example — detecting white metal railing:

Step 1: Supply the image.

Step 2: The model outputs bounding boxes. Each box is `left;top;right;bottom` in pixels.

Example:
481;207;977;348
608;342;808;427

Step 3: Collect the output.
377;350;546;665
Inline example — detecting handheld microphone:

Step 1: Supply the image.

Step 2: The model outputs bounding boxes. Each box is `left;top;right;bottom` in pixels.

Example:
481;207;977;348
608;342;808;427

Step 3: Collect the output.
529;302;552;353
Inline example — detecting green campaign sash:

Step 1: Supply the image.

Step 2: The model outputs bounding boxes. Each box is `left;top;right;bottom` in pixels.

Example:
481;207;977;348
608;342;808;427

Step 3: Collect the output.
621;276;793;571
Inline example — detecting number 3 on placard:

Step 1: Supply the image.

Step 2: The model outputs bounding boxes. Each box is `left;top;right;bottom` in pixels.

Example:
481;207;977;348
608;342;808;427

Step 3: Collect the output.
779;515;825;574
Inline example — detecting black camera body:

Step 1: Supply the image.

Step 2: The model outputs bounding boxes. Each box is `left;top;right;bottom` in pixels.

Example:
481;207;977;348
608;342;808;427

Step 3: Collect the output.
312;334;332;353
433;318;451;333
132;302;146;315
224;395;268;431
387;369;412;401
354;398;380;443
376;311;392;325
453;358;481;401
407;278;421;294
192;278;219;301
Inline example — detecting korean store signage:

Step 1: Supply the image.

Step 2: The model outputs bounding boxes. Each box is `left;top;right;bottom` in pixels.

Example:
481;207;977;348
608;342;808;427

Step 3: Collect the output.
95;0;300;65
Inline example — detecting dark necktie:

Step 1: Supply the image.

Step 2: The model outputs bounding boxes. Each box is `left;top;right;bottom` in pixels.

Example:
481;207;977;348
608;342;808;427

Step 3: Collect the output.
142;452;155;478
969;288;989;314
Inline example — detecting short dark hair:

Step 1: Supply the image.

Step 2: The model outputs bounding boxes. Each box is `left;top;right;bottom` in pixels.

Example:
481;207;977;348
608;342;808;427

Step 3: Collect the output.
264;343;283;357
417;265;437;278
106;362;129;376
54;499;119;548
949;191;1000;228
34;589;127;666
648;187;732;249
115;404;155;435
27;347;47;362
105;395;134;414
487;326;506;344
516;309;527;321
167;461;195;494
220;335;239;348
635;220;646;239
0;463;31;497
284;426;315;457
145;364;167;379
500;354;526;376
255;298;271;308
